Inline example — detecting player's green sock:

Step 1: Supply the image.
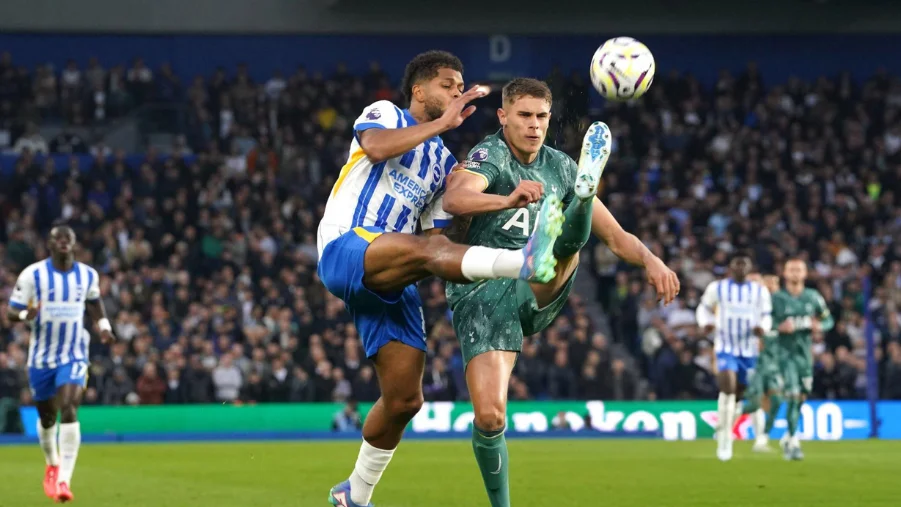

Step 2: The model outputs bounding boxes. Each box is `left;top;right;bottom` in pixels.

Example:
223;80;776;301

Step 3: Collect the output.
765;395;782;434
553;198;592;259
786;397;801;436
472;425;511;507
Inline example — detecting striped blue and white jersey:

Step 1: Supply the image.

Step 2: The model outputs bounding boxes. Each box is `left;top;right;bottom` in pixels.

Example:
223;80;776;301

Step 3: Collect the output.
696;279;772;358
317;100;457;256
9;259;99;369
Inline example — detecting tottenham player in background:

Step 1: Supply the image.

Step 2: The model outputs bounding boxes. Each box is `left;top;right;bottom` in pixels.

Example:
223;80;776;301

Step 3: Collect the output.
696;251;771;461
6;225;114;503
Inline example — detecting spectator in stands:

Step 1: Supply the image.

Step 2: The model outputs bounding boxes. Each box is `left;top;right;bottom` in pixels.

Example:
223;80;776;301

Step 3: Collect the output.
136;362;166;405
332;400;362;432
1;56;899;409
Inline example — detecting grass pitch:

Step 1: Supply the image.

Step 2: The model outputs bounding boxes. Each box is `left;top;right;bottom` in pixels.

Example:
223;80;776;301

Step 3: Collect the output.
1;439;896;506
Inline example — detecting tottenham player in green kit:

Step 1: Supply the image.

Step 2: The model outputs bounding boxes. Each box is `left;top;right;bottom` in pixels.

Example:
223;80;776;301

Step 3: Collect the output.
772;258;834;460
740;273;785;452
442;78;679;507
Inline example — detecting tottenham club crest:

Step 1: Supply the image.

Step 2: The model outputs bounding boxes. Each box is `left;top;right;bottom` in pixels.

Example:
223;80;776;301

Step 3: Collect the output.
366;108;381;120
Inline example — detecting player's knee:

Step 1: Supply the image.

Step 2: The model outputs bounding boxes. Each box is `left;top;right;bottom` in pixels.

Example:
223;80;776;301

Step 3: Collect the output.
58;404;78;424
384;391;424;423
473;403;506;433
38;411;57;428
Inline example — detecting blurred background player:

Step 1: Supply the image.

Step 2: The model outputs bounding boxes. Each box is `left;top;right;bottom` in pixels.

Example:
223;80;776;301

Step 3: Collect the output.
772;258;834;461
696;252;771;461
318;54;564;507
740;273;784;452
5;225;114;502
443;78;678;507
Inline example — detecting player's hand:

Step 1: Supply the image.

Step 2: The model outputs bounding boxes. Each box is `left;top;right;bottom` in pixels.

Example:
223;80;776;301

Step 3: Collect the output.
778;320;795;334
811;319;822;333
25;302;40;321
99;329;115;345
645;256;680;305
504;180;544;209
753;326;765;337
702;324;716;334
440;85;489;130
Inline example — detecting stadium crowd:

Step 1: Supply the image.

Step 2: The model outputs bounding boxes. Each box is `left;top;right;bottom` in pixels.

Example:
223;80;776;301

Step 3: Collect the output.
1;53;901;422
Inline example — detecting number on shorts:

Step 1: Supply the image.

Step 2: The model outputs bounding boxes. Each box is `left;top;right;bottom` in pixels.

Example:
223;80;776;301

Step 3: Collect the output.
70;362;88;379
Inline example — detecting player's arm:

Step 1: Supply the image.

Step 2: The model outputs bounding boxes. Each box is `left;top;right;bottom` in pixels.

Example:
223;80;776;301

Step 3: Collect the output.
753;287;773;337
359;121;450;163
443;167;541;216
591;196;680;303
696;282;718;333
6;271;38;322
84;269;115;344
812;291;835;333
358;87;487;163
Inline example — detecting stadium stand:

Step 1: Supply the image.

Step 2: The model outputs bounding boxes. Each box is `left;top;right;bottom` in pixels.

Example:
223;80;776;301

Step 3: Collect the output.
1;52;900;416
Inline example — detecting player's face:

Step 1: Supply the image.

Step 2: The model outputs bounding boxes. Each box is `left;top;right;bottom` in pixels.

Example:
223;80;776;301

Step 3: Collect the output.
498;96;551;155
762;275;780;293
419;68;464;121
729;256;752;279
49;228;76;257
783;260;807;284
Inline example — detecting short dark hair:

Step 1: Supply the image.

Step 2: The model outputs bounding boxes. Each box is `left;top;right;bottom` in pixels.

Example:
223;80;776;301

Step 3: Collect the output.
401;51;464;105
730;249;753;263
502;78;553;106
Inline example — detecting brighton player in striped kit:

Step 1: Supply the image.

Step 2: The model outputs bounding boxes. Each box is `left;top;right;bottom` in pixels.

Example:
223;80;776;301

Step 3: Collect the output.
696;251;772;461
6;225;115;502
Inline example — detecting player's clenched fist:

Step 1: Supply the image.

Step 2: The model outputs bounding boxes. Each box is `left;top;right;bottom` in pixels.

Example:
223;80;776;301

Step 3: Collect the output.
504;180;543;209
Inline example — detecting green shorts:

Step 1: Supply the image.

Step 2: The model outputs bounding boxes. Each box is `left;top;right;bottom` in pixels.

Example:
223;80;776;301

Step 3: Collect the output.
451;268;577;365
746;357;784;399
780;356;813;396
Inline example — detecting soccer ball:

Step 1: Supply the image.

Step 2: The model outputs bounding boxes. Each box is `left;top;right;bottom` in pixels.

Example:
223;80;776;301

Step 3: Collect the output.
590;37;655;101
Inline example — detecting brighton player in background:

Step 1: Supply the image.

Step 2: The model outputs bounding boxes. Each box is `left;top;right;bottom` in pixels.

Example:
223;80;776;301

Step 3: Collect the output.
771;258;834;460
320;53;564;507
696;252;772;461
6;225;115;502
442;78;679;507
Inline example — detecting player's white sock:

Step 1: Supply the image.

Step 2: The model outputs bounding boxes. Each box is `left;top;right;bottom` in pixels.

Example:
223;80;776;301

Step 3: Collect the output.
717;392;736;452
460;246;524;281
57;422;80;485
789;433;801;450
37;421;60;466
349;440;395;505
753;409;767;443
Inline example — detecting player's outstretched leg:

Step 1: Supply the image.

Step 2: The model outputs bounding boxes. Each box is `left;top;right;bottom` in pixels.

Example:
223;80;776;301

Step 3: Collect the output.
35;400;60;499
467;350;518;507
55;383;83;503
356;198;563;295
552;121;611;260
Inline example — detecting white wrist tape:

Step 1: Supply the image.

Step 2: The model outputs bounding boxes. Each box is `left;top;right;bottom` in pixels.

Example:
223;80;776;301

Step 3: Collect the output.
98;318;112;332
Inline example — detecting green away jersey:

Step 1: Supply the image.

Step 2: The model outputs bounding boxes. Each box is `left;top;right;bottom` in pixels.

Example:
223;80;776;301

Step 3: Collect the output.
451;129;576;251
445;130;578;363
772;288;832;364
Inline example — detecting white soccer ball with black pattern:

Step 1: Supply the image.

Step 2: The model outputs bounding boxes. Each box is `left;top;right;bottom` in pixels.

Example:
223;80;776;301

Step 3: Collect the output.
590;37;655;101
